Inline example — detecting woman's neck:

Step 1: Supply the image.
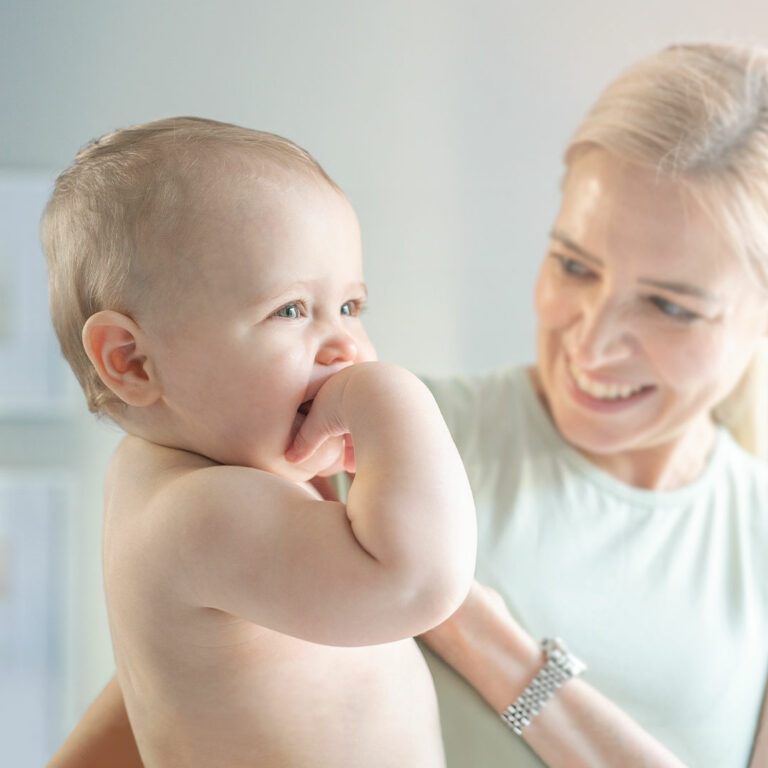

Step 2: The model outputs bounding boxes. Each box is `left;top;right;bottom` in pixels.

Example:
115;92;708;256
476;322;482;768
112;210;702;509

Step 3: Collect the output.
580;418;717;491
527;366;717;491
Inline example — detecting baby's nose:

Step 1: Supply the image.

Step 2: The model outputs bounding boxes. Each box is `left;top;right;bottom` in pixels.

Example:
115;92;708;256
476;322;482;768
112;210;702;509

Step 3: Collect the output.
316;332;358;366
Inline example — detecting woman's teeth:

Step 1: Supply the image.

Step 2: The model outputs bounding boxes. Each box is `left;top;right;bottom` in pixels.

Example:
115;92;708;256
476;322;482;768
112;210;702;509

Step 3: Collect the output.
569;362;645;400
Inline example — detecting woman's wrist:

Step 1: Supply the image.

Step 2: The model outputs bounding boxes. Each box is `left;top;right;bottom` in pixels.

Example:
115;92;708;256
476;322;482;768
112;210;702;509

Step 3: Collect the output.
422;583;688;768
420;583;542;713
501;637;587;734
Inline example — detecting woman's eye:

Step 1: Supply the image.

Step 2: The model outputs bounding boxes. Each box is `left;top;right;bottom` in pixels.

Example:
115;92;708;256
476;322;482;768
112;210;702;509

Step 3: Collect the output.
649;296;699;322
552;253;593;277
274;302;303;320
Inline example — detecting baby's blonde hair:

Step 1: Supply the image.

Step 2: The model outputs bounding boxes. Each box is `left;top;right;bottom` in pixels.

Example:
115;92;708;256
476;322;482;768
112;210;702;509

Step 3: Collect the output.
41;117;338;416
565;43;768;457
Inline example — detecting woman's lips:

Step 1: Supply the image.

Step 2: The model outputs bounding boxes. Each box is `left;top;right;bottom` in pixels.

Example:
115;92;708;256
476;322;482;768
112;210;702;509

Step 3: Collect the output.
563;358;655;412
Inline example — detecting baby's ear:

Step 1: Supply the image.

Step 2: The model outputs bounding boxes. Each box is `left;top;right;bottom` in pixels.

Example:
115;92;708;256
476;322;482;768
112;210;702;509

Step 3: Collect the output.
82;310;162;407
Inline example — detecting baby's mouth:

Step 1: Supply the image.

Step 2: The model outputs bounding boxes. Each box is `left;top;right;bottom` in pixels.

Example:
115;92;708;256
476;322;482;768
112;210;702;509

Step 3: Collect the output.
297;399;313;416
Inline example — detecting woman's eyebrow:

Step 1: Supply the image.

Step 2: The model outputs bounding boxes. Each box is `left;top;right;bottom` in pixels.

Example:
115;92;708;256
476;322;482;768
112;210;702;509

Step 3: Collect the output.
549;228;604;266
551;227;721;304
636;277;720;303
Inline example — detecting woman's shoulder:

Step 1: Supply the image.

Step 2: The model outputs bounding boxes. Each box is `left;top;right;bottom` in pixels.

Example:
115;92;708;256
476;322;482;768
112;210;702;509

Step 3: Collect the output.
715;429;768;502
421;365;558;477
423;366;529;436
423;365;526;410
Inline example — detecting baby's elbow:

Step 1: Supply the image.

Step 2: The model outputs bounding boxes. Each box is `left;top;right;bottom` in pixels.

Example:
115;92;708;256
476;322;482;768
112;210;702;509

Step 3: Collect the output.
422;529;476;626
384;515;477;636
404;559;475;634
423;498;477;625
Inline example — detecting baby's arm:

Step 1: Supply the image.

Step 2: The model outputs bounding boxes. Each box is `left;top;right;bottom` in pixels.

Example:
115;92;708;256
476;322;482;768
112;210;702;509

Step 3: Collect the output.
168;361;476;646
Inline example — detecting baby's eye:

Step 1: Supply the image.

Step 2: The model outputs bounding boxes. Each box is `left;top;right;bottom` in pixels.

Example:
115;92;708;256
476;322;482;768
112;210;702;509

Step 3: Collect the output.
273;302;304;320
340;299;365;317
649;296;699;322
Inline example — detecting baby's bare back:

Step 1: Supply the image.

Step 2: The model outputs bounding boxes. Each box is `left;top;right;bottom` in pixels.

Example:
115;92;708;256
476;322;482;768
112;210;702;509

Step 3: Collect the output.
112;604;445;767
103;437;446;767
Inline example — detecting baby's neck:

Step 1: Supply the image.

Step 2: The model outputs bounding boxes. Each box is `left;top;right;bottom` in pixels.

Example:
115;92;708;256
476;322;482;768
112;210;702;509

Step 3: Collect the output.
113;403;215;463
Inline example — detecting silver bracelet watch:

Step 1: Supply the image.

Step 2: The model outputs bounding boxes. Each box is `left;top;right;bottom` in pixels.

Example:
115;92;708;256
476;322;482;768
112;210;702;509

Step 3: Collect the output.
500;637;586;736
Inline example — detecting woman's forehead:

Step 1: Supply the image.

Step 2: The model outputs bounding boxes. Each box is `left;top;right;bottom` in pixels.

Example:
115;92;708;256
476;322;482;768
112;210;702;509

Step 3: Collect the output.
557;150;744;281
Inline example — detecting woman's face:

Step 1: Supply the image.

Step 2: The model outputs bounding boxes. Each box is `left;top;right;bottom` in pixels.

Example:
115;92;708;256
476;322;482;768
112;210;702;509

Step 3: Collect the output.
535;148;768;463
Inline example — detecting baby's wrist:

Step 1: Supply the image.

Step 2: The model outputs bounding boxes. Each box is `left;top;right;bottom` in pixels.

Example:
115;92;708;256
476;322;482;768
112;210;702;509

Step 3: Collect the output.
342;361;426;414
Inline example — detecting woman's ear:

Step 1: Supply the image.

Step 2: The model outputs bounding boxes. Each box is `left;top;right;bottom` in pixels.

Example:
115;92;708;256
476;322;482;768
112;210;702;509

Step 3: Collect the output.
82;310;162;407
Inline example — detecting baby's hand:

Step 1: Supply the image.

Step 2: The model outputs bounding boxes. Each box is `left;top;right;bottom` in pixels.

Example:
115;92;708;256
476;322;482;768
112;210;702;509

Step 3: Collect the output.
285;366;356;467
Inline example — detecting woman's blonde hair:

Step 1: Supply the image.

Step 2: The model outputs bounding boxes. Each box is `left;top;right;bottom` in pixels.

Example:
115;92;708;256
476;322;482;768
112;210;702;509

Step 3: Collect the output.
41;117;338;415
565;43;768;458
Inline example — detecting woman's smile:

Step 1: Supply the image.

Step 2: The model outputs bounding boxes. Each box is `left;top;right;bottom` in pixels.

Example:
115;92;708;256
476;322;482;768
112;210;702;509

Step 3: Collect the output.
563;357;655;412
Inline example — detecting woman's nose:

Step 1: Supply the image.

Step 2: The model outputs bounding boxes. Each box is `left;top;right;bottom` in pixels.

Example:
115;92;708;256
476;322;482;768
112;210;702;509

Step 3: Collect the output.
568;298;632;367
315;331;359;366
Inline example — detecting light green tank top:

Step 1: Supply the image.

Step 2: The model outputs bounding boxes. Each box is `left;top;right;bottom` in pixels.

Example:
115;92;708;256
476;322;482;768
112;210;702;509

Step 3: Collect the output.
421;366;768;768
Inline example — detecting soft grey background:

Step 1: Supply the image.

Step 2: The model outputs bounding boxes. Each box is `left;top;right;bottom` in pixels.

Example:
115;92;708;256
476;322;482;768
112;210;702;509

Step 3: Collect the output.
2;0;768;761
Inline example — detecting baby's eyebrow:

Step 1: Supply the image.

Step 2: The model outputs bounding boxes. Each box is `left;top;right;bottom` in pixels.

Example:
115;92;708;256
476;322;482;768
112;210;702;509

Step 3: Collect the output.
249;280;368;307
252;280;313;303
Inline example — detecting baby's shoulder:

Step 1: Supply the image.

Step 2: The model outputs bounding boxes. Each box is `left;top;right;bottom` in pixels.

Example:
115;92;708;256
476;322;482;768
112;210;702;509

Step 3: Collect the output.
104;437;203;517
109;435;281;500
103;441;306;596
107;437;320;541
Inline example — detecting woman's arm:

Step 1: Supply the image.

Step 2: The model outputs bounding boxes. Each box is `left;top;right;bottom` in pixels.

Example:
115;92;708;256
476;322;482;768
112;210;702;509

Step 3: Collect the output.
420;583;688;768
749;682;768;768
47;676;143;768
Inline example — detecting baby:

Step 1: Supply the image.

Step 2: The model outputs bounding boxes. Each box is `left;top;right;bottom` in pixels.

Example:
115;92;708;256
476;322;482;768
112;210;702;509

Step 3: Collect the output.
41;117;476;767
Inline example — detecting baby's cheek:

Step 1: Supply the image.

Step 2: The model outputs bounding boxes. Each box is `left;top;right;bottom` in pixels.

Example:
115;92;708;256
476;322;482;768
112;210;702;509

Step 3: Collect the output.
356;336;378;363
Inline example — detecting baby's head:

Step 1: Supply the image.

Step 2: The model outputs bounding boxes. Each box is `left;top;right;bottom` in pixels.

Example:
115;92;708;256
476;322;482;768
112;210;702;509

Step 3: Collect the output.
42;117;375;478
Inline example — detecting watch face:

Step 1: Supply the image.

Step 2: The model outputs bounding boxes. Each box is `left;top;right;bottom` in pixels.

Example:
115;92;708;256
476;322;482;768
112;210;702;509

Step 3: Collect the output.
541;636;566;656
541;637;587;677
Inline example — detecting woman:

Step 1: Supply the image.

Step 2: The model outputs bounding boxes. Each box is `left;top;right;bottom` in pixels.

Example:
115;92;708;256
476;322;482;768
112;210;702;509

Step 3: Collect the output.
419;42;768;767
49;43;768;767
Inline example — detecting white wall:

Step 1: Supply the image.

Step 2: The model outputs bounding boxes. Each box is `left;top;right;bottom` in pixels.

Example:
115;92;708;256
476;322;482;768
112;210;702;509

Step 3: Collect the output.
3;0;768;753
